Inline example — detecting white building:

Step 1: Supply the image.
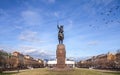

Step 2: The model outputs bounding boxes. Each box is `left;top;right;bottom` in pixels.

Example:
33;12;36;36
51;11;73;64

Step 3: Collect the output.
47;59;75;68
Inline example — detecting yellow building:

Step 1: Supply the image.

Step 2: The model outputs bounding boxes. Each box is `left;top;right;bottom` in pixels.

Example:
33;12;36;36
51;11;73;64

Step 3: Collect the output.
12;51;24;67
107;52;116;61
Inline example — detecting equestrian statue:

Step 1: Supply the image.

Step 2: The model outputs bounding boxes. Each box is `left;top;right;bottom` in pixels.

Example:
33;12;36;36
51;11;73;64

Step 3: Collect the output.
57;25;64;44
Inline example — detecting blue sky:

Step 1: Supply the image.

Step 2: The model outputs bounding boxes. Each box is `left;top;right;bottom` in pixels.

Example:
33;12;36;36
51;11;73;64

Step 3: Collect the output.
0;0;120;60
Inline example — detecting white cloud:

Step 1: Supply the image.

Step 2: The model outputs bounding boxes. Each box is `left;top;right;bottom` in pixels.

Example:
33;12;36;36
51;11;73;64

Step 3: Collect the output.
19;30;45;43
19;45;36;53
19;45;55;59
21;10;41;26
65;20;73;32
25;49;37;53
82;2;96;16
0;9;10;22
14;25;23;29
0;9;8;17
54;12;59;18
82;0;114;16
87;41;99;45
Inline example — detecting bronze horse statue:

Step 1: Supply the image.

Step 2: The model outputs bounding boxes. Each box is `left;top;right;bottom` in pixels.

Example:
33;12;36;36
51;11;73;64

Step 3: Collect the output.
57;25;64;44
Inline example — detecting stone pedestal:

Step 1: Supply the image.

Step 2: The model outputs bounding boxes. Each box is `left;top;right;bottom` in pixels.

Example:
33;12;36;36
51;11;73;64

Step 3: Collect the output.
56;44;66;68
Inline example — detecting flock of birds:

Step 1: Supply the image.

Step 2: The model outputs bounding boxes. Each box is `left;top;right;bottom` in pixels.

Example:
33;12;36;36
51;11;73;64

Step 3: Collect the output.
88;5;120;29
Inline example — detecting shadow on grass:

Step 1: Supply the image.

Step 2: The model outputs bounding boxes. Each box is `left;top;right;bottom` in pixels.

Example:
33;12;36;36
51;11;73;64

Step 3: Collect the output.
103;71;120;75
0;72;19;75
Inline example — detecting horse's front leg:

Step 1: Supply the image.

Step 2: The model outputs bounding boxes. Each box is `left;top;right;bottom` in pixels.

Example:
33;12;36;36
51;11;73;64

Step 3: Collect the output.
61;40;63;44
59;39;60;44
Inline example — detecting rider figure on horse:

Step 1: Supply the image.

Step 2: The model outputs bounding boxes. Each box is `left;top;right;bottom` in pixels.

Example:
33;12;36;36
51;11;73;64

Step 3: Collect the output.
57;25;64;44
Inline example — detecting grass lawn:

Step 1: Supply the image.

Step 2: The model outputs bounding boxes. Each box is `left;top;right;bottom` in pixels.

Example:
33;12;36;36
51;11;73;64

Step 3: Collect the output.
1;68;120;75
